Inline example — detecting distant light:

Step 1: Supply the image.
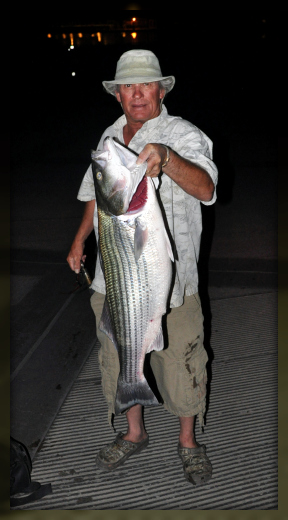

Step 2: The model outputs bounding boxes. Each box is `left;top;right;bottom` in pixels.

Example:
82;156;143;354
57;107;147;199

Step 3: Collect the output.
97;32;102;42
132;17;136;22
62;33;67;39
47;33;52;39
131;32;137;39
78;33;83;38
72;72;76;76
122;32;126;37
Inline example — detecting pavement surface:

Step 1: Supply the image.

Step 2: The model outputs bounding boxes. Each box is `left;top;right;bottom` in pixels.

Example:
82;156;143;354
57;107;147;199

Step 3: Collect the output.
10;18;277;509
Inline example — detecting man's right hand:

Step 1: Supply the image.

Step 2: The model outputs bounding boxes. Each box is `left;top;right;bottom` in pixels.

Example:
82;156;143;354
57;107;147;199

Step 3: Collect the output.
66;242;86;274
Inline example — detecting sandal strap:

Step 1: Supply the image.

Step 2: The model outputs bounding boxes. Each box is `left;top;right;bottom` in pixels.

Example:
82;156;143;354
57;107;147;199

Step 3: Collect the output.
115;434;140;450
178;444;207;457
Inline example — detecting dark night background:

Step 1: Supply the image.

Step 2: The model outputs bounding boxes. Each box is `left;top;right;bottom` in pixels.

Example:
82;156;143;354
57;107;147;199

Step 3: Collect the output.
10;9;279;271
3;7;287;513
11;10;279;162
12;9;279;167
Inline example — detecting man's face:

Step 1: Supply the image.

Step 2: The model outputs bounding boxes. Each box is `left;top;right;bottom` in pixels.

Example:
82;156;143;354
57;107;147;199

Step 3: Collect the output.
115;82;165;125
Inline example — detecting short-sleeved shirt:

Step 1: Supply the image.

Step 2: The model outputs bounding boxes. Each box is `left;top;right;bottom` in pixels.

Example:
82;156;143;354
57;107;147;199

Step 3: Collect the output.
77;105;218;308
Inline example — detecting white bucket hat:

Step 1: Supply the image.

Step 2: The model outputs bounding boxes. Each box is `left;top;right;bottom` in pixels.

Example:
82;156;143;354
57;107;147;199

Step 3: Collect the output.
102;49;175;96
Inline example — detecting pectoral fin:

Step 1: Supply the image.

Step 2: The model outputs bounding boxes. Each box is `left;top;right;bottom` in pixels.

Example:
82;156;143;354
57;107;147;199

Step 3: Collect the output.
134;219;148;261
99;297;118;351
147;326;164;353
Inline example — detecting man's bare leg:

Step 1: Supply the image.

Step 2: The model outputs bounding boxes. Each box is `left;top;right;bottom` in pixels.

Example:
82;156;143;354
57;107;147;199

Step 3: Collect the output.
179;416;199;448
122;404;148;443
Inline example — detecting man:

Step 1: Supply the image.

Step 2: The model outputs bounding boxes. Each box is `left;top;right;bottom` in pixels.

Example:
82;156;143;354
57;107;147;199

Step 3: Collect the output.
67;49;218;485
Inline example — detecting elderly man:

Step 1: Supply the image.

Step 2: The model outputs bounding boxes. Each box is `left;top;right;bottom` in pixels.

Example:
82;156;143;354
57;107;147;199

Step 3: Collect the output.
67;49;218;485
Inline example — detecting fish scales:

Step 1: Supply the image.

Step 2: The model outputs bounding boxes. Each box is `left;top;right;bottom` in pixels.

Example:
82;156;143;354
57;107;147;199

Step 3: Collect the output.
113;218;149;383
99;209;146;385
98;210;129;348
92;137;173;414
114;220;151;384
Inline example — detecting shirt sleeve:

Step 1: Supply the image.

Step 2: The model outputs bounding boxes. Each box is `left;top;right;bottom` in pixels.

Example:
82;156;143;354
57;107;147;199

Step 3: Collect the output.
77;164;95;202
172;121;218;205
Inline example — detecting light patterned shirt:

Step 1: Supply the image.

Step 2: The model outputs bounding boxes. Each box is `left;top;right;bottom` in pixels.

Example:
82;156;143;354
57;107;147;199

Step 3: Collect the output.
77;105;218;307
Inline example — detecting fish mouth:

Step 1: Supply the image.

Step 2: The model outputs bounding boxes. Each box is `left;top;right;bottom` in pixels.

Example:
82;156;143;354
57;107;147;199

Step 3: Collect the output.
126;176;148;215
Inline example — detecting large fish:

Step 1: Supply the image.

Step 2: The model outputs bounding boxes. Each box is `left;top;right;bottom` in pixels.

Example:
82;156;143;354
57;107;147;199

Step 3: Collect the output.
91;136;174;415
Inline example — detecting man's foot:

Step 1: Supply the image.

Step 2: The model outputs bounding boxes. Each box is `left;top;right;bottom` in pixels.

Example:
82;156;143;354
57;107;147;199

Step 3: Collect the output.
96;432;149;471
178;444;212;485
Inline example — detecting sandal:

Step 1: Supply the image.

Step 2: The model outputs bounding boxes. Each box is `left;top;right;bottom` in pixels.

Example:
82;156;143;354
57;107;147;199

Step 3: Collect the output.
96;432;149;471
178;444;212;485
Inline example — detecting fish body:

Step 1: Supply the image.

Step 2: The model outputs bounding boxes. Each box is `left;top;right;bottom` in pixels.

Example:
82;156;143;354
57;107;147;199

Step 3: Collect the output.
92;137;173;415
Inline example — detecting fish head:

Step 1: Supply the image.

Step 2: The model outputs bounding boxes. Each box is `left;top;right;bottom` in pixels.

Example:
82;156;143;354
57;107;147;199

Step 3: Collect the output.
91;137;147;216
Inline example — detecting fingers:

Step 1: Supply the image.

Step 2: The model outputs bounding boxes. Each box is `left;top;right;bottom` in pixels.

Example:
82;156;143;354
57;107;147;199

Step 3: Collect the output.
136;144;167;177
67;254;80;273
136;144;152;165
66;245;85;273
146;164;161;177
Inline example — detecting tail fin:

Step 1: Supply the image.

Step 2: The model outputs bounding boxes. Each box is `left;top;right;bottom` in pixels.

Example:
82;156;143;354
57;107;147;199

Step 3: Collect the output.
115;378;159;415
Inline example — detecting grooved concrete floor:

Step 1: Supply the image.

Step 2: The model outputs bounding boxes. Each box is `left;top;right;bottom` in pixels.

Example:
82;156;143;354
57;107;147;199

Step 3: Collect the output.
11;291;277;510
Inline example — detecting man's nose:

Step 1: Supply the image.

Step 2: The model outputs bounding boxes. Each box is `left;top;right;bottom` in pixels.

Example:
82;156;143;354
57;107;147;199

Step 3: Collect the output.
132;85;143;98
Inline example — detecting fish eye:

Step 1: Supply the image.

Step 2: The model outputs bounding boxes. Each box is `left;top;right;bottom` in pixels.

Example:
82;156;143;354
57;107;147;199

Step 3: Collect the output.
96;171;102;180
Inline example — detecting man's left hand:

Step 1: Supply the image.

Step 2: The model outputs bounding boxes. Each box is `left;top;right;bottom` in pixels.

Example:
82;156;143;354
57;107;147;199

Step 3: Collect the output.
136;143;167;177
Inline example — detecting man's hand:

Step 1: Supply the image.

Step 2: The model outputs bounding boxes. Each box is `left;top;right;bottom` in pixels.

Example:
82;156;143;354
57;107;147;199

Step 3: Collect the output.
66;242;86;274
136;143;167;178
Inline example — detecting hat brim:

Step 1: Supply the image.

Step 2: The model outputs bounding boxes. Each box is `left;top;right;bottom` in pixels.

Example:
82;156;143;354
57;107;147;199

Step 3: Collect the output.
102;75;175;96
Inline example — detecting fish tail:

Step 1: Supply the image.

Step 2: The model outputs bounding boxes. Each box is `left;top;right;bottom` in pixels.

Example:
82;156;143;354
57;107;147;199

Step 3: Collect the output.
114;378;159;415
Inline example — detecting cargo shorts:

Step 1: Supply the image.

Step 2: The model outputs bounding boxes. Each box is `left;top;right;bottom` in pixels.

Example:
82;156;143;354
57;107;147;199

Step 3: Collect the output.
90;291;208;427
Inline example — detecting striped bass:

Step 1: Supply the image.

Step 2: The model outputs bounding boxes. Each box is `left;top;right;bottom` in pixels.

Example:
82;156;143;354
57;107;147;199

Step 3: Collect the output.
91;137;174;415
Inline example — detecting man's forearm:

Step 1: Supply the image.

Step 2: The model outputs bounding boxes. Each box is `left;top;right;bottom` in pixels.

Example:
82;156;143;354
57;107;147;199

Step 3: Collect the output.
67;199;95;272
137;144;215;202
162;149;215;201
74;199;95;245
